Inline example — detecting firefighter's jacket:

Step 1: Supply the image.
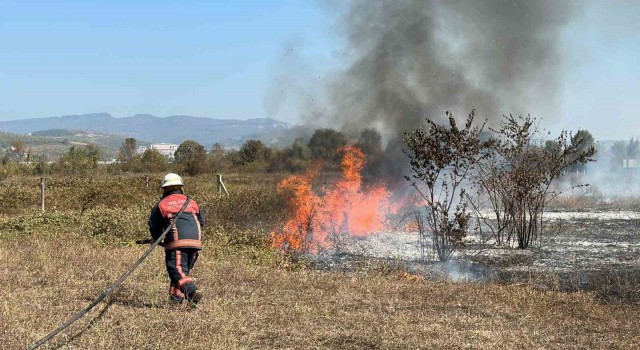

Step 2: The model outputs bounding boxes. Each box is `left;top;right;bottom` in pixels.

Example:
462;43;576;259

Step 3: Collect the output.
149;190;205;251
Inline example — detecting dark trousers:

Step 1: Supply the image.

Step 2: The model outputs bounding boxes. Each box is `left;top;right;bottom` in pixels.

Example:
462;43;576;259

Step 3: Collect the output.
165;248;199;300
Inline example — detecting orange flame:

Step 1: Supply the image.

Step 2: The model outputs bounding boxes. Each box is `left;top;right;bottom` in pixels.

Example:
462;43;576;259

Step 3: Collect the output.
270;146;394;252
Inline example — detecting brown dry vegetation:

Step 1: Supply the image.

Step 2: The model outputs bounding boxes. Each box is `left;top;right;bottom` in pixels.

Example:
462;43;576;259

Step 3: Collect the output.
548;193;640;211
1;173;639;349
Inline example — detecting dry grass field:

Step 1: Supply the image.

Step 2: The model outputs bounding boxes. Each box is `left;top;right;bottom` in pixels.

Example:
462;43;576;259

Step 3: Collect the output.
1;173;639;349
3;234;640;349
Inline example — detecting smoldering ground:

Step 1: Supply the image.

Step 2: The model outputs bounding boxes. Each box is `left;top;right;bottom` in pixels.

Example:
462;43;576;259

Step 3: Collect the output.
308;211;640;304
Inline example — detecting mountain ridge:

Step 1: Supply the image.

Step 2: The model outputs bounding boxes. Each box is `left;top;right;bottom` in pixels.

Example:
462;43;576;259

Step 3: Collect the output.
0;113;292;147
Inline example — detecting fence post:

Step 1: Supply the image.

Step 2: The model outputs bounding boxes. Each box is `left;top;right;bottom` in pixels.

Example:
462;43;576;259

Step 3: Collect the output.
40;177;45;212
216;174;229;196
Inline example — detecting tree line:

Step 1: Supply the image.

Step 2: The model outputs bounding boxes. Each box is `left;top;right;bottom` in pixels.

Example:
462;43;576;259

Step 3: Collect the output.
0;127;386;178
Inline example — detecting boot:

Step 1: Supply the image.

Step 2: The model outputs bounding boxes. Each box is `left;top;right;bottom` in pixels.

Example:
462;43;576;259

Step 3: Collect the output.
186;289;203;304
169;295;184;304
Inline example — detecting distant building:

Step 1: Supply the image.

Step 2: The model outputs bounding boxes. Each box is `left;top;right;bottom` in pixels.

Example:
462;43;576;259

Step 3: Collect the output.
98;159;118;165
623;159;640;169
136;146;148;155
151;143;180;158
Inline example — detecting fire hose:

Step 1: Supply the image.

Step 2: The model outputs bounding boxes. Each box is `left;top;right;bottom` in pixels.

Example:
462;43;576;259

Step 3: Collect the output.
27;197;192;350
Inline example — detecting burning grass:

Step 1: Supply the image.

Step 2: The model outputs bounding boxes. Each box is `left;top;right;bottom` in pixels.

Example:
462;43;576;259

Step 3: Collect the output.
3;232;640;349
270;146;395;252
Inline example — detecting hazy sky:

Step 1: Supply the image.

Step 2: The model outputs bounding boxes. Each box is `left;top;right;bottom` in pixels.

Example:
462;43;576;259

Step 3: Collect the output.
0;0;638;141
553;1;640;141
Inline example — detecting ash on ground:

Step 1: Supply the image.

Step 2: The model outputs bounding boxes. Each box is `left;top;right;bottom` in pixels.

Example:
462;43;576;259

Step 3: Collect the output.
307;211;640;303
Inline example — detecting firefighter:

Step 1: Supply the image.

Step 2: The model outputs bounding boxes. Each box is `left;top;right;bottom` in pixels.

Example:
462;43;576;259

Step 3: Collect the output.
148;173;205;304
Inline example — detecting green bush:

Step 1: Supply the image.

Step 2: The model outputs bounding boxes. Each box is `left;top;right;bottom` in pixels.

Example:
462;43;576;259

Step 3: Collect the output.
0;210;71;237
0;179;40;214
82;205;149;240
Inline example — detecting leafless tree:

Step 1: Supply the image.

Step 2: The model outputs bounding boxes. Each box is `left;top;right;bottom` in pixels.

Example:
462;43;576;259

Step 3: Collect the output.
404;110;493;261
474;115;596;248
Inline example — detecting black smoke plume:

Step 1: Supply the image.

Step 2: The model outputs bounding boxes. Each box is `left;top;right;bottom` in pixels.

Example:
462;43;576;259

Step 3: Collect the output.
314;0;576;135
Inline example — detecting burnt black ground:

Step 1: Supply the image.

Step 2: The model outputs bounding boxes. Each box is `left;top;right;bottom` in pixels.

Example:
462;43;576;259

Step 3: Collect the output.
307;215;640;305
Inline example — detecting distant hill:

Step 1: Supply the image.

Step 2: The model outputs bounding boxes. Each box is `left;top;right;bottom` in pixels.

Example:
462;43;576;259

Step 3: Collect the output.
31;129;76;137
0;113;292;148
0;129;146;160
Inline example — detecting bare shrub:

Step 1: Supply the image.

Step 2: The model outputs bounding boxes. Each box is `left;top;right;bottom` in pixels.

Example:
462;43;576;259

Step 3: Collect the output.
406;112;596;254
474;115;596;248
404;111;492;261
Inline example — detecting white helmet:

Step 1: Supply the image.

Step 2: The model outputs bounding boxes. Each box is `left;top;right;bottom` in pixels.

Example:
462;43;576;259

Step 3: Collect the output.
161;173;184;188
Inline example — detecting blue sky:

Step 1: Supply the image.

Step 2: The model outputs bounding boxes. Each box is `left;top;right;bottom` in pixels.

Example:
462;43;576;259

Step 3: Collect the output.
0;0;336;121
0;1;639;140
554;1;640;141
